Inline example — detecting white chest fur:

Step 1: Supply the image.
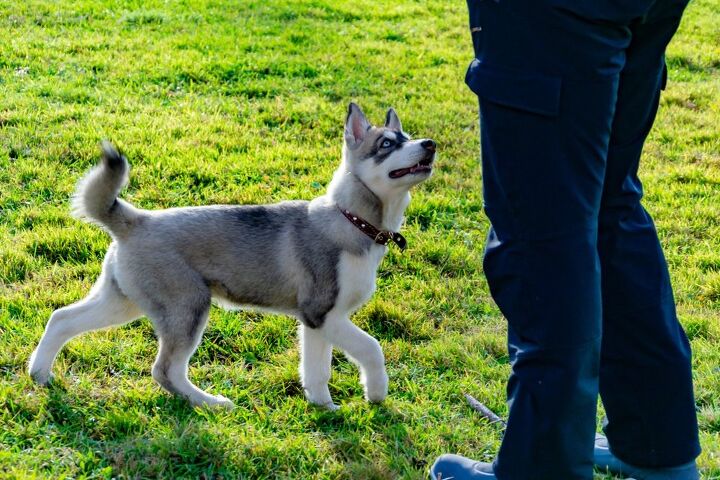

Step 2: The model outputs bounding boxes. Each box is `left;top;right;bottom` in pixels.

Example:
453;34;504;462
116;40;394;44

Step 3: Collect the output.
335;248;386;313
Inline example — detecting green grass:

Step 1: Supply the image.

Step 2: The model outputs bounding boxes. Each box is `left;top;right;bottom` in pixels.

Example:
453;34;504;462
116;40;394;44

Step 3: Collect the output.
1;0;718;478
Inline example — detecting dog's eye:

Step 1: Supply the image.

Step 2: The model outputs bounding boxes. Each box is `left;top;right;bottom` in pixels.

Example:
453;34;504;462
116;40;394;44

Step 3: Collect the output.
381;139;393;148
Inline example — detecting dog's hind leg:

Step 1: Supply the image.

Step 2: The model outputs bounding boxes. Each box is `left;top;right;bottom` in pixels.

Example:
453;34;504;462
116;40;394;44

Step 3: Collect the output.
319;311;388;403
150;304;233;409
28;270;142;385
299;324;336;410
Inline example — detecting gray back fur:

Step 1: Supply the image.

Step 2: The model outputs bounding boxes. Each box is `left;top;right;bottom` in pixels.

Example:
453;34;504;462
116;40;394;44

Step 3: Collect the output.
129;196;372;328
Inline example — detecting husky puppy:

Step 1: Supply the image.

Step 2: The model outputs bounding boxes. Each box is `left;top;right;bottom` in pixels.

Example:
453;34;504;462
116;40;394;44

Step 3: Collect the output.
28;103;436;409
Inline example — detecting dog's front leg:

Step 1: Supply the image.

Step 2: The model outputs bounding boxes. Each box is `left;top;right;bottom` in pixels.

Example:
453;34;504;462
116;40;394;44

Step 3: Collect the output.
320;312;388;403
298;324;337;410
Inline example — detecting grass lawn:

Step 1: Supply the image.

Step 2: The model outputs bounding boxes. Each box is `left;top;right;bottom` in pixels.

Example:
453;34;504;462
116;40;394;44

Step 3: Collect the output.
1;0;719;478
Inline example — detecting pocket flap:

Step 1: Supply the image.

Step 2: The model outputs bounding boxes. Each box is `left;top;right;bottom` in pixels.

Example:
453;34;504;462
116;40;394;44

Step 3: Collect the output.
465;59;562;117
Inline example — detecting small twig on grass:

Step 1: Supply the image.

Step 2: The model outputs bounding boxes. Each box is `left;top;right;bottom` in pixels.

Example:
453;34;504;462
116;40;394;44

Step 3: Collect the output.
464;393;507;429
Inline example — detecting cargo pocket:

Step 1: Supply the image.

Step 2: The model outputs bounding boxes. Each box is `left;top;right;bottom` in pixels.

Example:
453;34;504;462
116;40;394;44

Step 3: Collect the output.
465;58;562;117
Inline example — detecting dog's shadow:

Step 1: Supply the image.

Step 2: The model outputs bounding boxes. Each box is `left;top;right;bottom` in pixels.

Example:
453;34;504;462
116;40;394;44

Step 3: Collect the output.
38;380;227;475
36;379;424;477
42;379;197;435
305;402;425;475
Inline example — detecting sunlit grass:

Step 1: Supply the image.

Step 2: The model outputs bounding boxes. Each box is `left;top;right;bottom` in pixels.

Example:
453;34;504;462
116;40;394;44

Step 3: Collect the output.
1;0;718;478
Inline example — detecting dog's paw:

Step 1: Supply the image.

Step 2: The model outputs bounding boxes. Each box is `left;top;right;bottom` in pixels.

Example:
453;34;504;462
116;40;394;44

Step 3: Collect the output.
310;400;340;411
303;385;334;408
28;351;54;386
363;370;389;403
366;390;388;403
196;394;235;410
211;395;235;410
28;369;54;386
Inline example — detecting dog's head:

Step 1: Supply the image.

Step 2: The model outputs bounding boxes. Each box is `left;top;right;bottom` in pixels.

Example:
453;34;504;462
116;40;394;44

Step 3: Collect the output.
342;103;435;197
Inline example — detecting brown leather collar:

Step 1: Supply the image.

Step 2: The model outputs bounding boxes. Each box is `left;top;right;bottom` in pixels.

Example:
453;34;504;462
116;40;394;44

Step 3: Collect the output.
338;206;407;251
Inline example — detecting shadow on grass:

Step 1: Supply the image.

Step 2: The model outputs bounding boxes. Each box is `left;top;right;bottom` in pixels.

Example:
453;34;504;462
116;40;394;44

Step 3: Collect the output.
38;381;404;478
307;402;426;477
35;378;427;478
39;381;234;478
44;380;196;429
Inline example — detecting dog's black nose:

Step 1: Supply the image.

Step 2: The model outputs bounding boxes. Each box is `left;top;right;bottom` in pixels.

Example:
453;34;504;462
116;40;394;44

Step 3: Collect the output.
421;139;436;152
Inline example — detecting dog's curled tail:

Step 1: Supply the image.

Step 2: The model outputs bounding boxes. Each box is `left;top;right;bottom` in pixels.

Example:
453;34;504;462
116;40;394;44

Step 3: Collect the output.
71;141;140;238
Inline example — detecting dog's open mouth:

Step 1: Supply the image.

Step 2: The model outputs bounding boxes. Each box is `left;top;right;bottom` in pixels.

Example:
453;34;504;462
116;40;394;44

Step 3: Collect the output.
389;159;433;179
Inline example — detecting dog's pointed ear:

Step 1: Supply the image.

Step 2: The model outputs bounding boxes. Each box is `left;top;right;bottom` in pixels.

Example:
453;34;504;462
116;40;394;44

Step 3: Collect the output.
385;107;402;131
344;102;371;148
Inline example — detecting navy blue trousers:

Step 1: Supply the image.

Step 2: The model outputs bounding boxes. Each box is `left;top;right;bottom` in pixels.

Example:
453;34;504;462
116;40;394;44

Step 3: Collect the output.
465;0;701;478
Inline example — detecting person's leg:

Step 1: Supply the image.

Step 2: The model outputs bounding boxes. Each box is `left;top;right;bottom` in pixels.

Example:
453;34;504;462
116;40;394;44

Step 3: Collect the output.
597;0;701;470
448;1;634;478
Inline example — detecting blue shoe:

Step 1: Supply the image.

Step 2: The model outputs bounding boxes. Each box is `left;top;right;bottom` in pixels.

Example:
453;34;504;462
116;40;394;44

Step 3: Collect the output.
430;454;497;479
594;434;699;480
